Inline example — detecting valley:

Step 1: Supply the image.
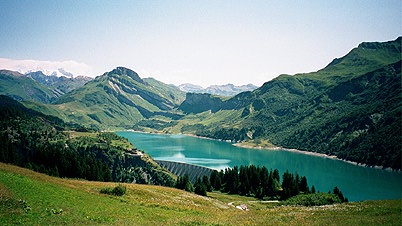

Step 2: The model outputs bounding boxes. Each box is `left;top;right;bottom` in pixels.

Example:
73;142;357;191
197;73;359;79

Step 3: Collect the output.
1;38;400;170
1;1;401;224
0;37;401;224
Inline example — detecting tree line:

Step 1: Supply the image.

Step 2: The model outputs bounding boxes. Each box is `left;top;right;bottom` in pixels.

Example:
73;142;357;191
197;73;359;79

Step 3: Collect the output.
175;165;347;202
0;96;175;186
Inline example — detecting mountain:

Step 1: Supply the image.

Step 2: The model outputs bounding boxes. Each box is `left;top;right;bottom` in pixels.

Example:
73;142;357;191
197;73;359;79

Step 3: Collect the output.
171;37;402;169
26;71;92;96
0;69;92;103
0;70;58;103
26;67;76;78
53;66;186;129
178;83;204;93
178;83;258;96
3;38;400;169
0;57;96;82
204;84;258;96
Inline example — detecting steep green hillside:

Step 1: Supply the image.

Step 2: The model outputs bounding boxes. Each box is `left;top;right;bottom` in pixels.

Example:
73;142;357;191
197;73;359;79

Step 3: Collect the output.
1;163;401;225
0;70;58;103
173;37;402;169
0;95;175;186
53;67;185;130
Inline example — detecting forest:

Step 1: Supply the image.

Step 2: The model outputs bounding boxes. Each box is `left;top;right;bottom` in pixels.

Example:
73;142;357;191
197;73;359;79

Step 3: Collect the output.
0;95;175;186
175;164;348;205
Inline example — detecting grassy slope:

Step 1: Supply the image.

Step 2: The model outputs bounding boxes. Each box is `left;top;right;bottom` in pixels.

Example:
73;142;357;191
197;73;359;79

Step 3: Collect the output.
143;77;186;106
0;71;57;103
0;163;400;225
46;70;186;130
172;38;402;168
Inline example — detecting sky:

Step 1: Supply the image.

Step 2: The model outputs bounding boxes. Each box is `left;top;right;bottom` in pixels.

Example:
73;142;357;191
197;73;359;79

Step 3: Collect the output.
0;0;400;87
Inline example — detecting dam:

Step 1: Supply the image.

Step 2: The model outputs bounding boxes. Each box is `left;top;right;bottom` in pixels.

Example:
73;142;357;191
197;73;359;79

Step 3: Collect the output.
155;160;215;183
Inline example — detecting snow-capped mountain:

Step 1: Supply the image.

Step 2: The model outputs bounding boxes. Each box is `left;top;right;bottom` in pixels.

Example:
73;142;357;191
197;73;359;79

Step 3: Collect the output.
178;83;204;93
178;83;258;96
0;58;93;78
204;84;258;96
26;68;74;78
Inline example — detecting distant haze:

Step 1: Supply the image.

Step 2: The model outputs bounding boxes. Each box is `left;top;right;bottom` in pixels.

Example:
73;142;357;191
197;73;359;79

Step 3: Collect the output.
0;58;93;77
0;0;400;87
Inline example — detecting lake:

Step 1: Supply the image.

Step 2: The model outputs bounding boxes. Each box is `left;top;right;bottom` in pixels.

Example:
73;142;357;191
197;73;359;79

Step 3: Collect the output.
116;131;402;201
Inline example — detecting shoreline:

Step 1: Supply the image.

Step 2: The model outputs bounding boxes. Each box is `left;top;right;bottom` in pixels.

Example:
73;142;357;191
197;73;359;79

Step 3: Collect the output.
233;142;399;172
232;142;338;159
118;130;399;172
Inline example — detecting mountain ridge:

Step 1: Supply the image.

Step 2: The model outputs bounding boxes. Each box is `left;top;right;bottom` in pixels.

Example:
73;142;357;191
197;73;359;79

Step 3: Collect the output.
178;83;258;96
26;71;92;97
169;37;402;169
0;69;58;103
0;37;400;169
52;66;185;129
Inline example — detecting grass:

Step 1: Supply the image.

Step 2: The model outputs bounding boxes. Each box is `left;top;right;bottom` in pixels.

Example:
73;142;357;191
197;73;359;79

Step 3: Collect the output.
0;162;401;225
66;131;98;138
235;139;277;149
66;131;134;150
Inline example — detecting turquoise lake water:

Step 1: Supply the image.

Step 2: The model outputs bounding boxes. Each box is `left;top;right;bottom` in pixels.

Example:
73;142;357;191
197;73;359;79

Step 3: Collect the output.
116;131;402;201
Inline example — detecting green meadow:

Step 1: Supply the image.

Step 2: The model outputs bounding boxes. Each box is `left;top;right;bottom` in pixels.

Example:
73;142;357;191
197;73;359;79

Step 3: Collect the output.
0;163;400;225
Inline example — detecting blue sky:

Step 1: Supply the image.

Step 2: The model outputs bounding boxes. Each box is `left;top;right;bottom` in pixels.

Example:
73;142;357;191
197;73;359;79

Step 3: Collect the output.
0;0;400;86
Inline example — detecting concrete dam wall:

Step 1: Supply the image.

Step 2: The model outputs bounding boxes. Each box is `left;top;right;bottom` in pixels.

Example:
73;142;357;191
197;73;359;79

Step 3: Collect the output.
155;160;215;183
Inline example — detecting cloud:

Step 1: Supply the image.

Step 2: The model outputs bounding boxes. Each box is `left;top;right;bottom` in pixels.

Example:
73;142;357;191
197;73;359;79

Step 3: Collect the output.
0;58;94;77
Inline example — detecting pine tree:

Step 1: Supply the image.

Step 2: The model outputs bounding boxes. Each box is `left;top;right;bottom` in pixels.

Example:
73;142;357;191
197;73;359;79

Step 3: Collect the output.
267;172;276;198
202;175;212;192
209;170;222;191
281;170;299;200
226;166;239;194
333;186;347;202
238;166;250;195
281;170;293;200
194;178;207;196
175;176;184;189
273;169;280;182
299;176;309;193
260;166;269;197
183;174;194;192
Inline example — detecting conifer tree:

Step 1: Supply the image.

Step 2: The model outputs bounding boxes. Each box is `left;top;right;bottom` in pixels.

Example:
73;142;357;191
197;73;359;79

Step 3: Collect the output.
202;175;212;192
194;177;207;196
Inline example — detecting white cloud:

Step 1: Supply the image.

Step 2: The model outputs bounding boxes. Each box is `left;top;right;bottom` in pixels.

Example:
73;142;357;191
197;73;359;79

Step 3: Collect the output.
0;58;94;77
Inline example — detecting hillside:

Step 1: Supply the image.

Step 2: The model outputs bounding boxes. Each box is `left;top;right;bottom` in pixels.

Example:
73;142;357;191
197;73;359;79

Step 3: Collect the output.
53;67;186;130
0;70;58;103
169;37;402;169
0;95;175;186
0;70;91;103
1;163;400;225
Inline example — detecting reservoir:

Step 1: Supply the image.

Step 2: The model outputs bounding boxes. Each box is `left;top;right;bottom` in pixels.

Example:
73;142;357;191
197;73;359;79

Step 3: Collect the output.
117;131;402;201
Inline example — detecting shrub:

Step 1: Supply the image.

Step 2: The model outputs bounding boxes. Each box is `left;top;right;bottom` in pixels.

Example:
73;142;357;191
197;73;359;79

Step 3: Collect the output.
112;184;127;196
100;184;126;196
282;193;341;206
